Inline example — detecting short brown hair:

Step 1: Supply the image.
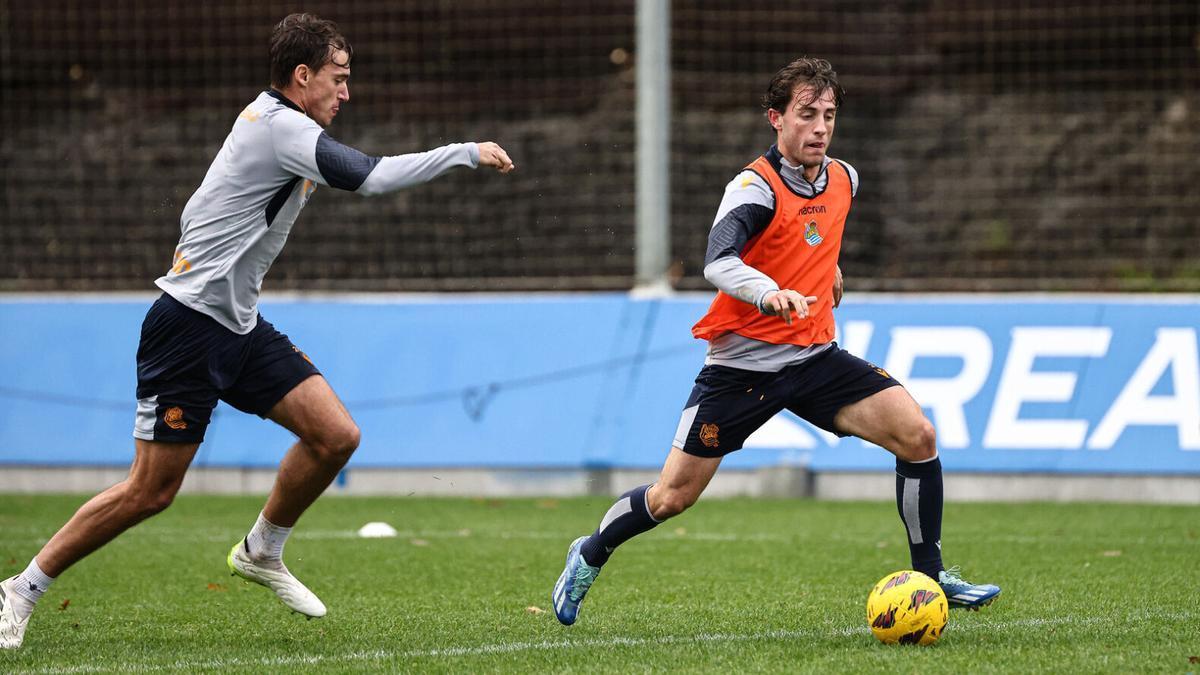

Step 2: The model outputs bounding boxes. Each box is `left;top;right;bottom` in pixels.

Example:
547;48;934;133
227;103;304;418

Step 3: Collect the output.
762;57;844;113
269;13;353;89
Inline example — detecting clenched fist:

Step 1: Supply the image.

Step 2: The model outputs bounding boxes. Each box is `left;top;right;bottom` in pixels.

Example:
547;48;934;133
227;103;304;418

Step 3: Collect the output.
477;141;515;173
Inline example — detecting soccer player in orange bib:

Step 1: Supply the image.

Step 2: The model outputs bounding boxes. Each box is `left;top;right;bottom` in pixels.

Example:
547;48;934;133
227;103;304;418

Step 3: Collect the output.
553;58;999;625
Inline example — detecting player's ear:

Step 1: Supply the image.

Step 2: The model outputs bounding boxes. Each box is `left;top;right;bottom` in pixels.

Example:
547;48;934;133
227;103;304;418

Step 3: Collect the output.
294;64;309;87
767;108;782;131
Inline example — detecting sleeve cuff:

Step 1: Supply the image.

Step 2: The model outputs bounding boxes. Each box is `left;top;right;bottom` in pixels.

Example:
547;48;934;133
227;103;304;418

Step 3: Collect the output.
466;142;480;168
754;286;779;313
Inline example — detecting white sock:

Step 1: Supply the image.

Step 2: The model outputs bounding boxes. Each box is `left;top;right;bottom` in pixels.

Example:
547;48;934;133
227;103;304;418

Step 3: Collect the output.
245;512;292;562
9;558;54;616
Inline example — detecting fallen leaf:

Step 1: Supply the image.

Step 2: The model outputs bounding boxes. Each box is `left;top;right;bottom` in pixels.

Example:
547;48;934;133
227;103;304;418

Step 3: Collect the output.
1189;656;1199;664
674;527;687;536
410;539;430;547
457;528;472;537
6;558;15;566
525;606;545;615
536;499;560;509
1101;550;1122;557
59;599;70;611
206;583;227;592
875;541;888;549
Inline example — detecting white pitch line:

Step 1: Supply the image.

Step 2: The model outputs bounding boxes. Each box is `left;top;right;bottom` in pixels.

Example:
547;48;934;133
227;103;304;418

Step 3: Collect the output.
4;526;1190;548
13;610;1197;675
7;628;863;674
125;523;1190;546
112;527;796;544
107;521;1200;548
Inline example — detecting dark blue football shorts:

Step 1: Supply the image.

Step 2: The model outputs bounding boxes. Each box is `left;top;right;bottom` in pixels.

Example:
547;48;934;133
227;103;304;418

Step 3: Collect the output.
133;292;321;443
672;344;901;458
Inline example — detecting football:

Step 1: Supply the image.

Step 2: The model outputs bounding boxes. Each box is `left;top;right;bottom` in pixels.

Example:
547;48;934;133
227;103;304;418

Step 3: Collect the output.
866;570;948;645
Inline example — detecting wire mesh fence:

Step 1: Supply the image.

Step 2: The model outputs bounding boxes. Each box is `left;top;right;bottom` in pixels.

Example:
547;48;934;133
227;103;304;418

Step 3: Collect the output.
1;1;1197;292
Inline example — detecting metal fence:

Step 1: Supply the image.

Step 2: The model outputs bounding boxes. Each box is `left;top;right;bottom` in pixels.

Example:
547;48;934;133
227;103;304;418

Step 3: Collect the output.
2;1;1197;292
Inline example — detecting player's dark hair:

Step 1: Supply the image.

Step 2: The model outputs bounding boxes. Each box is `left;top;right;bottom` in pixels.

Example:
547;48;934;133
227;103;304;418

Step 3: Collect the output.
269;13;353;89
762;57;844;113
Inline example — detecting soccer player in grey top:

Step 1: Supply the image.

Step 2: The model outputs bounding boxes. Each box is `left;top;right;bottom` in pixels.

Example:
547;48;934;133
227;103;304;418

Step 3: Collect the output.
0;13;514;649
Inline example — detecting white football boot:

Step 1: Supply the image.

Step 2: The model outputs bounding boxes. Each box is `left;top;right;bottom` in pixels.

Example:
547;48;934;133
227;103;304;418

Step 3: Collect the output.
227;540;327;618
0;576;31;649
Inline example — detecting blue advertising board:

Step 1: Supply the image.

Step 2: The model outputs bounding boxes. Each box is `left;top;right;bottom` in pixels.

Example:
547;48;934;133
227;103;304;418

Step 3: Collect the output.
1;294;1197;474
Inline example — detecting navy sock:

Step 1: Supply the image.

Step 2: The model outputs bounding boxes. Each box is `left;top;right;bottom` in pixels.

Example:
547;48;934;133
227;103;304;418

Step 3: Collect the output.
895;456;944;580
579;484;661;567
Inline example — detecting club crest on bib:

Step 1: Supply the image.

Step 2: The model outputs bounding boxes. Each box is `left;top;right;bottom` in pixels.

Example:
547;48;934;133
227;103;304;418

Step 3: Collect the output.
804;220;823;246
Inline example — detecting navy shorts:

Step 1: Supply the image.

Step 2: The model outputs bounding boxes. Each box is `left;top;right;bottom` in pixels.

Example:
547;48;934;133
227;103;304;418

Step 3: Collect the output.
672;344;901;458
133;293;321;443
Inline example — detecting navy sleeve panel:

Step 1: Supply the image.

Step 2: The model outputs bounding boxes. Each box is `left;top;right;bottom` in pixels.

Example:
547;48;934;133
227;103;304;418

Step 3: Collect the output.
315;132;382;191
703;203;775;267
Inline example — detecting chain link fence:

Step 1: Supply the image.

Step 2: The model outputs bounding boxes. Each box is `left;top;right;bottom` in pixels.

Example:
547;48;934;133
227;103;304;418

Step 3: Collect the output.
2;1;1197;292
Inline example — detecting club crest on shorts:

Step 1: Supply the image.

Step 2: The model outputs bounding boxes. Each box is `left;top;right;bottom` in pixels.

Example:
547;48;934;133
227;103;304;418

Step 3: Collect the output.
699;423;720;448
803;220;823;246
163;406;188;430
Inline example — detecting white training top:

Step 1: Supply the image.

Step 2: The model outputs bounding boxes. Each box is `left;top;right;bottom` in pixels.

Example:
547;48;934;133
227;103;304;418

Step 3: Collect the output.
157;90;480;333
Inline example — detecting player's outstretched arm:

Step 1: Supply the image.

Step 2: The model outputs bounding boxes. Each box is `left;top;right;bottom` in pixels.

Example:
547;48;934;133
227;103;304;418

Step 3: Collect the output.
355;140;514;196
270;112;514;196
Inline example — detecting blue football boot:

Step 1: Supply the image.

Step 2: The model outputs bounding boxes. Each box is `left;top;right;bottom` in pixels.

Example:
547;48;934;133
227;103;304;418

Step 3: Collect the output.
938;566;1001;610
552;536;601;625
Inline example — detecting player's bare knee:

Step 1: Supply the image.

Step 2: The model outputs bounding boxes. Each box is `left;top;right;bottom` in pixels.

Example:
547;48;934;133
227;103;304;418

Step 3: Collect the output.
308;422;360;465
118;473;181;514
652;489;697;520
331;421;360;457
122;484;177;519
147;489;178;515
898;420;937;462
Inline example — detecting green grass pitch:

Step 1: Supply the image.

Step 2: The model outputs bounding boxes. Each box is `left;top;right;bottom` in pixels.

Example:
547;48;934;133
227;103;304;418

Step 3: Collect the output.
1;494;1196;673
